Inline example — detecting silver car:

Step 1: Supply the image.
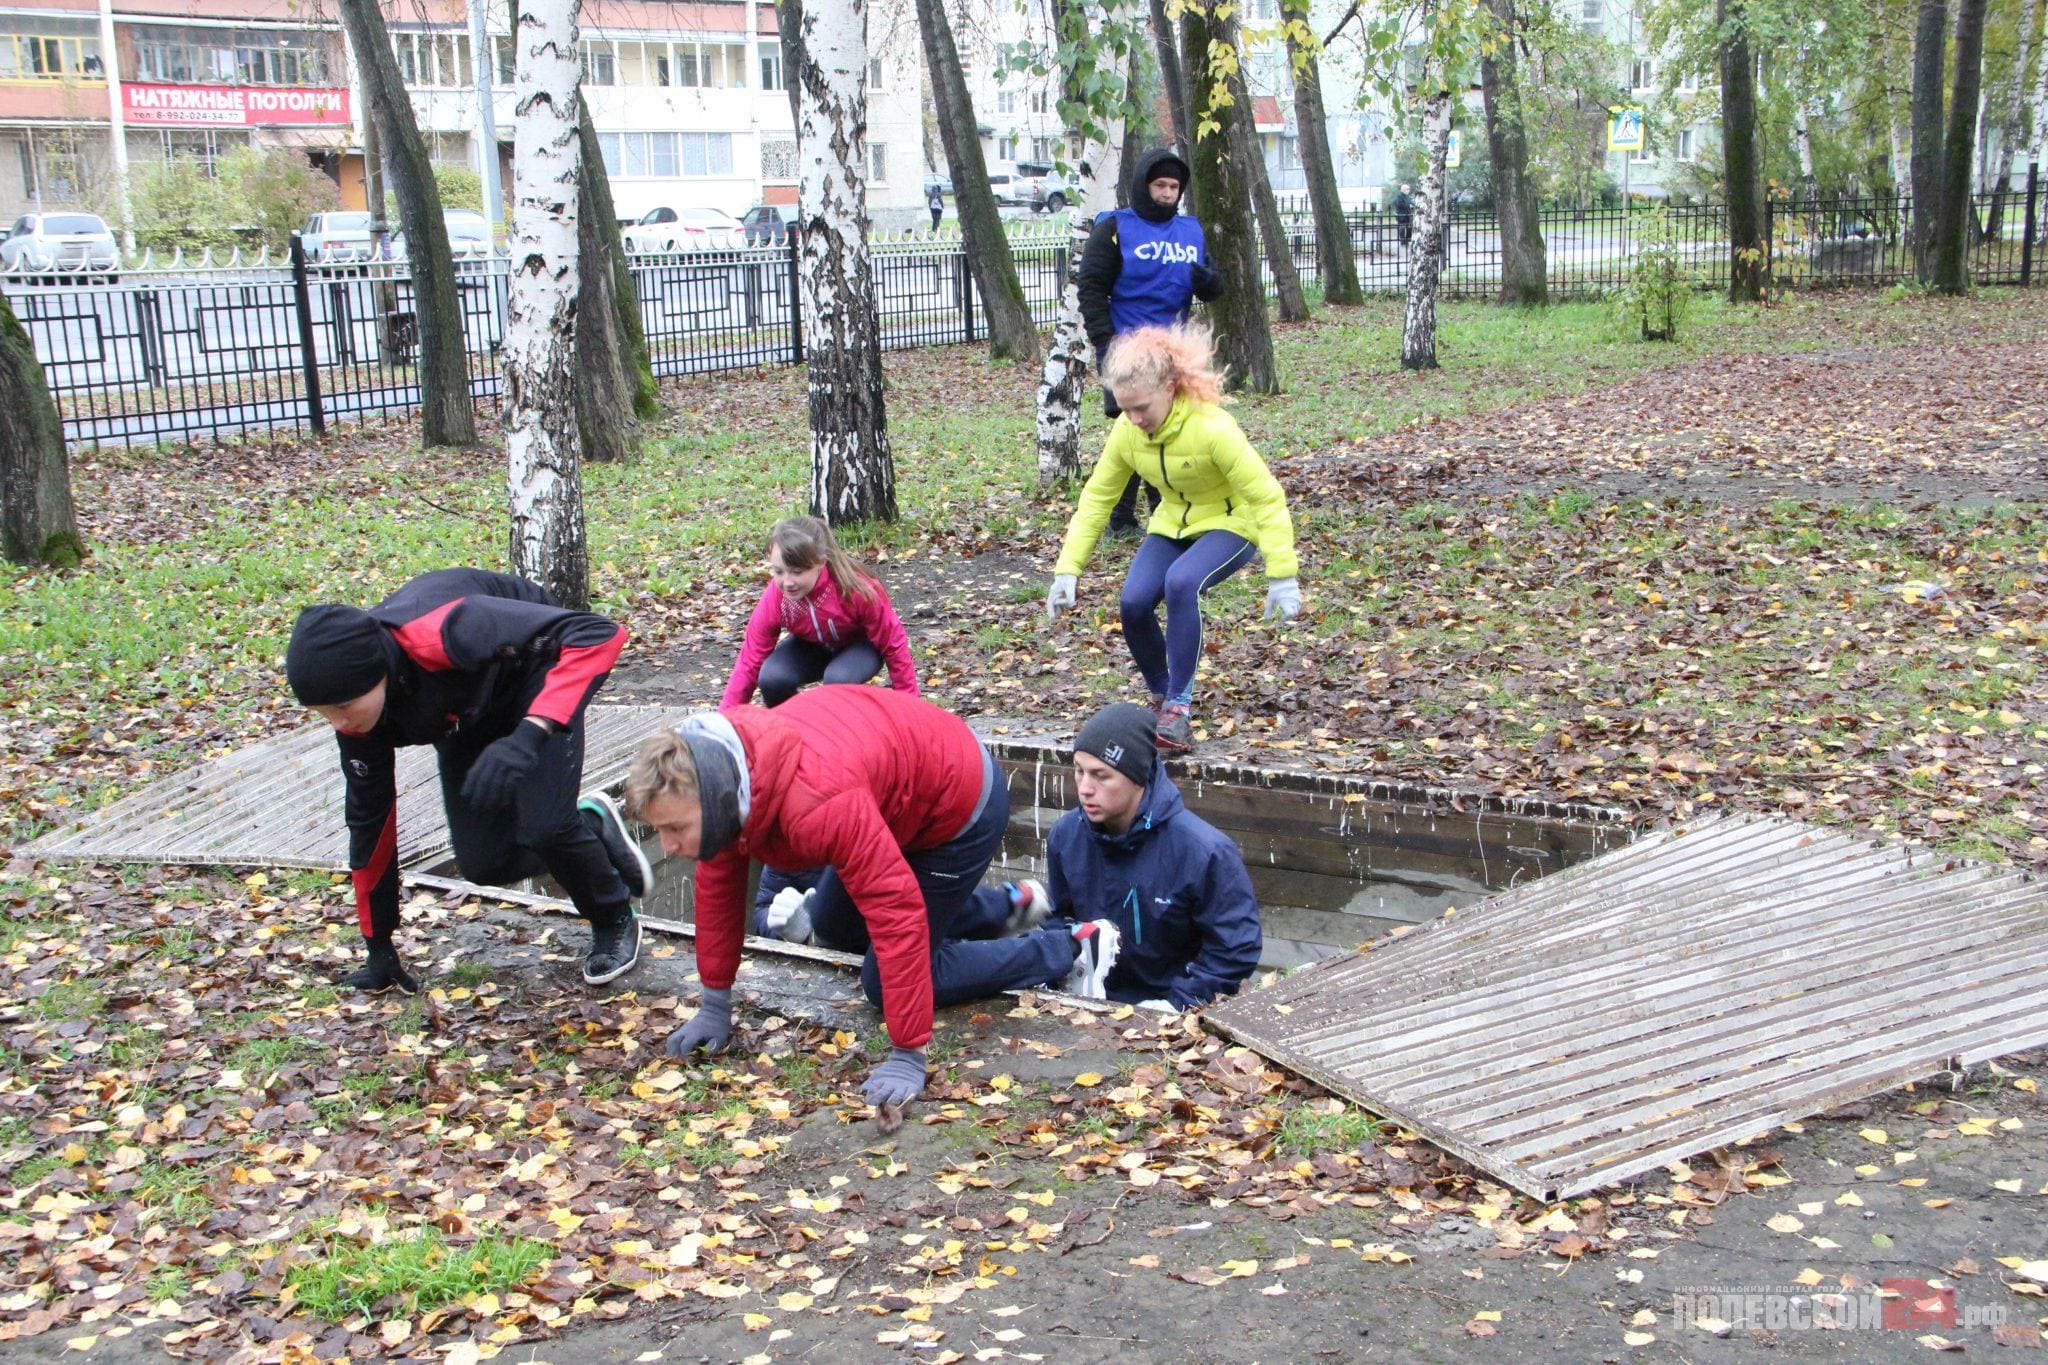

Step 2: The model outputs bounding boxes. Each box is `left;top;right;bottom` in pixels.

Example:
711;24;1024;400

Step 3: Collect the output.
2;211;119;276
389;210;498;276
301;210;376;263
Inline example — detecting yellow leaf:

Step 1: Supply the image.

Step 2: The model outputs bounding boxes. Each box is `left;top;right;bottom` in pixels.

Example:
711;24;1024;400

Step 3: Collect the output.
1221;1260;1259;1278
1995;1179;2024;1193
742;1314;772;1331
903;1304;933;1322
63;1338;97;1353
1766;1214;1804;1234
1793;1269;1824;1287
1624;1331;1656;1346
2016;1079;2038;1093
1859;1127;1889;1145
776;1293;814;1311
1074;1073;1103;1088
1473;1310;1502;1322
1797;1202;1824;1216
380;1319;412;1347
1833;1192;1863;1208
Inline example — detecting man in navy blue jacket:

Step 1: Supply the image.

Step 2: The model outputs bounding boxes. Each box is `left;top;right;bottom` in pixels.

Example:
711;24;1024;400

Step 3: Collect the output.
285;568;647;995
1076;147;1224;537
1043;703;1261;1010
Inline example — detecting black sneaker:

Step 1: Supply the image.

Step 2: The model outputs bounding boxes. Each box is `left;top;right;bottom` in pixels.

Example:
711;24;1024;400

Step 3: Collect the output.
580;792;651;900
583;913;642;985
343;942;419;995
1155;703;1195;753
1105;517;1143;540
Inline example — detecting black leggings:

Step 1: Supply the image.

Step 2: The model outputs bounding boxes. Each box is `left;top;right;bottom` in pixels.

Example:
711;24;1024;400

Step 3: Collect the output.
757;635;883;708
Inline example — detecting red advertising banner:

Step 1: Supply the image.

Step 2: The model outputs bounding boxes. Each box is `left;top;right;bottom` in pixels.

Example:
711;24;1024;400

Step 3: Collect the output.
122;83;351;127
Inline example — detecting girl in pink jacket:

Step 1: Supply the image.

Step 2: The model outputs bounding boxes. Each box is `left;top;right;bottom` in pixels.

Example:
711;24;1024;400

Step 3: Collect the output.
722;517;921;709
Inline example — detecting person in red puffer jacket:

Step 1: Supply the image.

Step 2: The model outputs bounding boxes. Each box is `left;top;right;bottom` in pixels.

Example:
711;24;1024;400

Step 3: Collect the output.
621;687;1106;1129
722;516;919;709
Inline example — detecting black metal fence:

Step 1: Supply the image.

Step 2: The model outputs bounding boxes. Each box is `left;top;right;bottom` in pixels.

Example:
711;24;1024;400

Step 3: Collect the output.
5;176;2038;449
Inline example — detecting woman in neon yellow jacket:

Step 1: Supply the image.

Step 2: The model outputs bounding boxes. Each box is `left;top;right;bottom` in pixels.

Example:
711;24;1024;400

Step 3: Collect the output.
1047;324;1302;752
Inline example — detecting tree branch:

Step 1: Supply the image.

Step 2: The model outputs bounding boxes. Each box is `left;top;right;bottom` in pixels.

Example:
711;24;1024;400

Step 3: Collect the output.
1322;0;1362;48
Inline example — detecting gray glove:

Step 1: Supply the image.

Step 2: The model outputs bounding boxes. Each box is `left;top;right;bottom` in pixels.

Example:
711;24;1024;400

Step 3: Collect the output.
1046;574;1077;620
1263;577;1303;622
665;987;733;1057
862;1046;927;1132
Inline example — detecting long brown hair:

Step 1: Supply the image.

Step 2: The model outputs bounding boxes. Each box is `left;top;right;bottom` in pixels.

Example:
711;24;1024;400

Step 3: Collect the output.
769;515;880;604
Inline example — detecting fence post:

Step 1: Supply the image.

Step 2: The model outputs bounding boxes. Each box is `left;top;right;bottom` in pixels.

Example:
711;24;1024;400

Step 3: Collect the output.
786;231;803;365
288;233;326;436
959;243;976;344
2023;161;2040;288
1763;196;1775;299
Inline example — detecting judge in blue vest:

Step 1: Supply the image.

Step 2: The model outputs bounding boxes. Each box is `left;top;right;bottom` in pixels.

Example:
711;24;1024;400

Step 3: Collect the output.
1076;148;1222;537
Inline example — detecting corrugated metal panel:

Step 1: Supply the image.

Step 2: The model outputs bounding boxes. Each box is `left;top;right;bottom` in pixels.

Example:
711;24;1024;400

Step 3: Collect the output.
1204;813;2048;1202
25;705;689;872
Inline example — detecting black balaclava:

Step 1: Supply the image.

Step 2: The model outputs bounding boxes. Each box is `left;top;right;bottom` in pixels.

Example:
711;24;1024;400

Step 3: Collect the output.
1073;702;1159;788
1129;147;1192;225
286;604;388;706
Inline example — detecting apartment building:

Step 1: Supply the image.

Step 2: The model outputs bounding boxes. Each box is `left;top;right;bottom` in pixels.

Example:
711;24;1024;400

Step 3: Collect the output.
0;0;927;224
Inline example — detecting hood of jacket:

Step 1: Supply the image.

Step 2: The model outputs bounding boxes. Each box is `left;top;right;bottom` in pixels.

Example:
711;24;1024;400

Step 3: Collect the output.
1129;147;1192;224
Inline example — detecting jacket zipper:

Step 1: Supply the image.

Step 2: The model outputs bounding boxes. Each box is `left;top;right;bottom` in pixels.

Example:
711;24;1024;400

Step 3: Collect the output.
1125;887;1142;945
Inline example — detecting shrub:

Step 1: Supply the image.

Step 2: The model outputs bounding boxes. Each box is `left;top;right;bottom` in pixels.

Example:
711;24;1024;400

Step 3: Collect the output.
217;146;339;252
1615;206;1697;342
128;158;236;254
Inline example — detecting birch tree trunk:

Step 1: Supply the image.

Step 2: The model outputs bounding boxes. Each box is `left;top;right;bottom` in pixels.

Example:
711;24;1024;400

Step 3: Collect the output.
1;295;82;566
1933;0;1989;293
338;0;477;447
503;0;589;608
1182;0;1276;392
1282;0;1360;305
1035;48;1123;486
1910;0;1950;279
915;0;1039;364
781;0;896;524
1479;0;1546;305
1981;0;2044;240
1400;88;1452;370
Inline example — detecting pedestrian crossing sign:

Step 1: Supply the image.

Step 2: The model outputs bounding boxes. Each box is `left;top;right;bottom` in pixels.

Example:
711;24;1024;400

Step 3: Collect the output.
1608;107;1645;152
1446;130;1462;169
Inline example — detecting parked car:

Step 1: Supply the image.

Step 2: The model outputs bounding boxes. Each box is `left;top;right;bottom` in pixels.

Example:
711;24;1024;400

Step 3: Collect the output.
301;211;375;263
1013;161;1073;213
986;171;1025;208
389;209;496;263
622;206;741;253
2;211;119;277
740;204;795;247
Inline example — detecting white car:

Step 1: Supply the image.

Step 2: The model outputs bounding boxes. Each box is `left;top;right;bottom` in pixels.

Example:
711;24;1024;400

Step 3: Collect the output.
301;210;376;263
389;210;497;273
623;206;741;253
2;211;119;276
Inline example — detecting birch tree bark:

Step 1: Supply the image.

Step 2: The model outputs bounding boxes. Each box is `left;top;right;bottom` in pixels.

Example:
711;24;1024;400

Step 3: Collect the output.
1981;0;2044;240
503;0;589;608
1;295;82;567
338;0;476;447
1282;0;1361;305
1182;0;1276;392
1400;87;1453;370
781;0;896;524
1035;9;1125;487
915;0;1039;364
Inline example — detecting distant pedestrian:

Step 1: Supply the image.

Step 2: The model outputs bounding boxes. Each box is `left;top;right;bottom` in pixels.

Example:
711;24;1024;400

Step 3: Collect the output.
1393;183;1415;247
928;183;944;231
1076;147;1222;539
722;516;919;710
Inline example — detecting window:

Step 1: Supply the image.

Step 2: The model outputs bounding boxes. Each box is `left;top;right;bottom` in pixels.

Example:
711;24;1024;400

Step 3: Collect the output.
0;30;103;81
1031;136;1056;162
158;128;245;175
997;135;1017;162
1630;58;1653;91
868;141;887;183
133;25;327;85
760;49;783;89
868;57;885;90
1675;127;1696;162
1030;89;1049;114
761;137;798;180
1678;71;1699;93
597;131;736;178
996;89;1017;114
391;32;471;88
1581;0;1602;18
1630;137;1654;164
583;42;616;85
494;35;514;84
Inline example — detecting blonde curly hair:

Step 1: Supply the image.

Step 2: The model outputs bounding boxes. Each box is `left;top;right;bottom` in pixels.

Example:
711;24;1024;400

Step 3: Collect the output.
1101;323;1227;407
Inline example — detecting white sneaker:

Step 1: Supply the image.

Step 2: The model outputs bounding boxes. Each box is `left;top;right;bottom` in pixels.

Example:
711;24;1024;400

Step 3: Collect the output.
1004;879;1054;936
1061;920;1121;1000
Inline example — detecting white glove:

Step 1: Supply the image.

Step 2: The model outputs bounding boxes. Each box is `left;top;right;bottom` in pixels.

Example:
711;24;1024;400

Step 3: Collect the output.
1262;577;1302;622
1137;998;1178;1014
766;887;814;944
1046;574;1077;620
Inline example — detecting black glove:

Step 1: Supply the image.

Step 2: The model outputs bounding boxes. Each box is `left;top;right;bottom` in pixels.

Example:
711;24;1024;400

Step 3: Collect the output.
342;939;418;995
460;720;548;811
1190;261;1221;298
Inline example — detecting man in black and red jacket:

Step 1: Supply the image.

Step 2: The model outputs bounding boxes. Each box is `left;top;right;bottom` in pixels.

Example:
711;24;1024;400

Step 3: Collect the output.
285;568;649;994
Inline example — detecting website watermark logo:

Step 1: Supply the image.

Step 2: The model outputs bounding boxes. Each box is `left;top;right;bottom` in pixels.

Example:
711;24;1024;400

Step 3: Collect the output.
1673;1280;2003;1334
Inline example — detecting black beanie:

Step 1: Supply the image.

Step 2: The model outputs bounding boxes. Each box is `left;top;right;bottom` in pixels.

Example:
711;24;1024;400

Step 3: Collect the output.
683;730;744;861
286;604;388;705
1074;703;1158;787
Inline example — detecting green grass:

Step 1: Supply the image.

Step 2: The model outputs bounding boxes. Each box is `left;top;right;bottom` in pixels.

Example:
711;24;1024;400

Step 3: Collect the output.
136;1163;214;1224
285;1227;553;1322
443;961;494;988
146;1265;193;1303
1275;1104;1379;1157
34;981;104;1022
